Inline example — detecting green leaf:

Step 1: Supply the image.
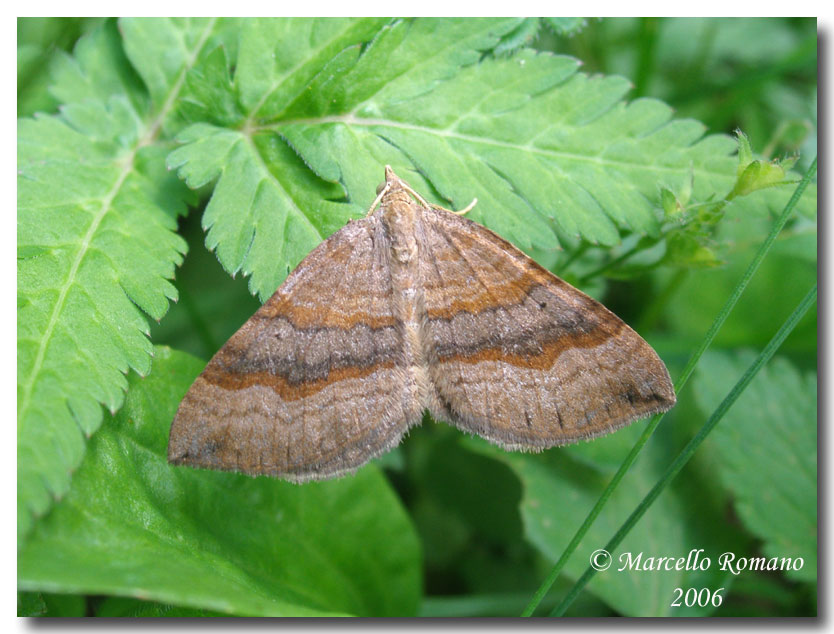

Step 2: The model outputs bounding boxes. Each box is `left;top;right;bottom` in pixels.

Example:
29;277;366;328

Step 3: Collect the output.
169;17;764;300
149;212;262;360
694;352;817;582
730;132;798;199
176;45;243;128
17;107;187;546
660;186;681;217
169;124;359;300
18;347;421;617
234;18;391;120
48;19;146;112
17;21;67;116
17;18;235;547
17;18;106;117
119;18;242;135
493;18;541;56
736;129;754;167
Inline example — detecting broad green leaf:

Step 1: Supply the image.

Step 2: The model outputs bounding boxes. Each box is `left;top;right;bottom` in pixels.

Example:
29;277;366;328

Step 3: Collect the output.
17;18;233;546
694;352;817;583
468;420;742;616
18;347;422;617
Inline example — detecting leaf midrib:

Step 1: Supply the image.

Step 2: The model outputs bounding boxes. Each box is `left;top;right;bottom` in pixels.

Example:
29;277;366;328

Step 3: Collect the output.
17;160;131;431
246;18;375;124
243;134;323;242
17;18;218;432
271;113;734;179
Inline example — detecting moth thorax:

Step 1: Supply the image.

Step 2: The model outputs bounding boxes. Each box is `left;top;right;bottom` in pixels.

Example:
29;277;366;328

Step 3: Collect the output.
381;195;418;264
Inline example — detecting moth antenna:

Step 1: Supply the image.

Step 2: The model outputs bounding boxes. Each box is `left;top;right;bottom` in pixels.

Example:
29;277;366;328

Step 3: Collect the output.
449;198;477;216
429;197;478;216
399;182;433;209
400;181;478;216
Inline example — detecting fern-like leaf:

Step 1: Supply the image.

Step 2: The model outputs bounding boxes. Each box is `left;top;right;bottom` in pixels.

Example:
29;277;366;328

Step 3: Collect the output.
16;18;231;546
168;17;771;302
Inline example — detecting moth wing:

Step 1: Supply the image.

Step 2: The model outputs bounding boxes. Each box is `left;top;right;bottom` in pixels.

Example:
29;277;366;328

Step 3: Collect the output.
168;216;418;481
418;206;675;449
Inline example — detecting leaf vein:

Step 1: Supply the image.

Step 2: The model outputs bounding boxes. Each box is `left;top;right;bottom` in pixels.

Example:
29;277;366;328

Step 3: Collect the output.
274;114;727;178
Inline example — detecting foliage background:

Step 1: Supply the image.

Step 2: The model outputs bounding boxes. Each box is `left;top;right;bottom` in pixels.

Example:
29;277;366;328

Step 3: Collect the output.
17;17;817;617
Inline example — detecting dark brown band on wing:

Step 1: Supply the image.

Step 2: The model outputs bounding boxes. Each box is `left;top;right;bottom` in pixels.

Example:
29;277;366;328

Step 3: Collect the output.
428;281;627;367
200;360;397;401
211;318;401;384
432;320;625;370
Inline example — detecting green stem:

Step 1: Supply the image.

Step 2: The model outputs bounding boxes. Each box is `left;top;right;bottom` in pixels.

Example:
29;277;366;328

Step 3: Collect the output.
521;156;816;617
549;283;817;616
556;242;590;276
637;267;689;333
579;197;731;285
577;240;646;285
633;18;659;97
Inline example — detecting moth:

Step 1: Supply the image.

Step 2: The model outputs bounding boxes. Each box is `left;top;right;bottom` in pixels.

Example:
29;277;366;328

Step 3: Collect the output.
169;167;676;481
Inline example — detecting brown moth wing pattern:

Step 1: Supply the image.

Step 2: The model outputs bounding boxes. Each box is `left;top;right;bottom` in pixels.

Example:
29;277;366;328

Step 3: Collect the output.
168;216;419;481
417;206;676;450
